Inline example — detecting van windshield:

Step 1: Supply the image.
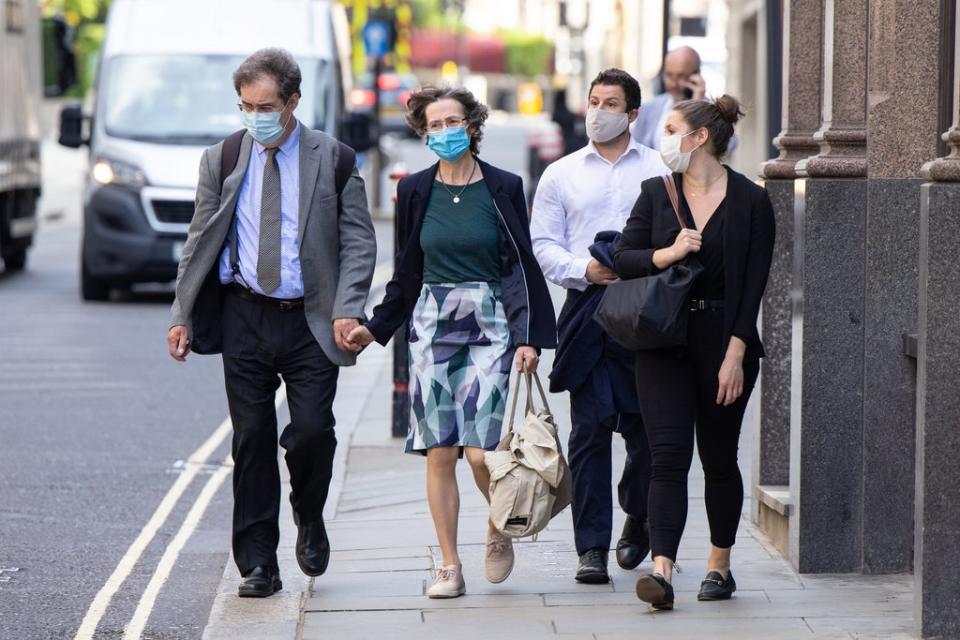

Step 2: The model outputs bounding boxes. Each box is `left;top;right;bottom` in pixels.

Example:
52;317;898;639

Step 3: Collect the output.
101;54;330;144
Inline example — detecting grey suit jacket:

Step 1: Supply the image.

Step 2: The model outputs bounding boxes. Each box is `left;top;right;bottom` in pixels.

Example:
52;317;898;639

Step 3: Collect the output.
169;125;377;366
631;92;672;150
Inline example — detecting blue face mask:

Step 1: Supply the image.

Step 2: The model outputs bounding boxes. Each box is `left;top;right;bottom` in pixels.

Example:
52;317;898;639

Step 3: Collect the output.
241;104;290;144
427;126;471;162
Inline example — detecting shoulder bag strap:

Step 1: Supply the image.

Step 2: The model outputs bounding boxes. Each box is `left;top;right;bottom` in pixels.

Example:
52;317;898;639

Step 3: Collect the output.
661;174;687;230
334;142;356;196
220;129;245;277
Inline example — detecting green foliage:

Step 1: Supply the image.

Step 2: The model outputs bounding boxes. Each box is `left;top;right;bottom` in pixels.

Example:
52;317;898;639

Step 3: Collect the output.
42;0;112;22
503;31;552;79
410;0;460;30
66;22;105;97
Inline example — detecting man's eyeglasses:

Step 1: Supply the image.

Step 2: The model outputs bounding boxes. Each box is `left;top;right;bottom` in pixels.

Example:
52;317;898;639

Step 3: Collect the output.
426;117;467;133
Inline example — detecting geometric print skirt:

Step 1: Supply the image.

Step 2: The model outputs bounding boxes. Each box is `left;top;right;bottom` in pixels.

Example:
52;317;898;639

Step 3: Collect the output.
405;282;514;455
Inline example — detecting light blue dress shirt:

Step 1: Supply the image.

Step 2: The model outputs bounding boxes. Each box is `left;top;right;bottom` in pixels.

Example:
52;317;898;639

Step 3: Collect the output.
219;122;303;299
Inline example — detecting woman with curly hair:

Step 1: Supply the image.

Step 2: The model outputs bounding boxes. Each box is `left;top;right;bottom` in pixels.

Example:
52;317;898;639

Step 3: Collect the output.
346;85;556;598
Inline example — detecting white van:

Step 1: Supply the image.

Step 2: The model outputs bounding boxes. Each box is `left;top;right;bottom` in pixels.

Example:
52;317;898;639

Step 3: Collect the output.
0;0;42;272
59;0;371;300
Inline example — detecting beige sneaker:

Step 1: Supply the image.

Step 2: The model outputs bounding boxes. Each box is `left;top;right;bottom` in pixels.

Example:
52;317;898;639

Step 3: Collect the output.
427;564;465;598
485;524;515;583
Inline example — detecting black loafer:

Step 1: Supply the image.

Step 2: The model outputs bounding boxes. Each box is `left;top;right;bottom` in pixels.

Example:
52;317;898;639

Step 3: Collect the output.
238;565;282;598
635;573;674;610
616;516;650;570
294;511;330;577
575;548;610;584
698;570;736;600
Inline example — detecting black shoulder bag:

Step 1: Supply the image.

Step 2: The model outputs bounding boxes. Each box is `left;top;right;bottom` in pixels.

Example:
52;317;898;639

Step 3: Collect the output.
593;175;703;351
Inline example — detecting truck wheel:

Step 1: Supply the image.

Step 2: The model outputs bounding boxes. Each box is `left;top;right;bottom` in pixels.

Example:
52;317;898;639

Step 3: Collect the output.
81;259;110;301
2;246;27;271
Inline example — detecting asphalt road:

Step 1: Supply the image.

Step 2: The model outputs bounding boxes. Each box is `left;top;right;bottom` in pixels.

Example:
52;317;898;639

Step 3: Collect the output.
0;138;393;639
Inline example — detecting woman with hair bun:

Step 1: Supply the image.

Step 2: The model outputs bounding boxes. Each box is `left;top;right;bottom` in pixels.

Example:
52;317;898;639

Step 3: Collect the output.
613;95;775;610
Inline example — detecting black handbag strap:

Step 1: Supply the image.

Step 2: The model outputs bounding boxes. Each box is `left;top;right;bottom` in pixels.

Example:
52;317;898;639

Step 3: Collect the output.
662;175;687;230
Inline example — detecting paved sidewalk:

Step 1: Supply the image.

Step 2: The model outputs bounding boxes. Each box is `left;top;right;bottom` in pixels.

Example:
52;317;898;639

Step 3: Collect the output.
203;339;915;640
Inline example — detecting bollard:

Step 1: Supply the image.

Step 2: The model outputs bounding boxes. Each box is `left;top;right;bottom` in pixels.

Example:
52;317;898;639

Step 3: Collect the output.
389;171;410;438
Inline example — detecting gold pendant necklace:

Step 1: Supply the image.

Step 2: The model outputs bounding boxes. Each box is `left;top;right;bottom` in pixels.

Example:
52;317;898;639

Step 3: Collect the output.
438;158;477;204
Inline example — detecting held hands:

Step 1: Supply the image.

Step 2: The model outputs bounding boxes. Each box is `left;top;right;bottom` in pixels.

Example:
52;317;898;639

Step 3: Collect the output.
333;318;361;351
515;346;540;373
716;337;747;406
586;259;618;285
167;325;190;362
343;323;375;353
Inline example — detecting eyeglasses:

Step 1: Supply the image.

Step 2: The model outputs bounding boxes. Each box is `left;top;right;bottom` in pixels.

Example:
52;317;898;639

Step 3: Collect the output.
236;100;286;114
426;117;467;133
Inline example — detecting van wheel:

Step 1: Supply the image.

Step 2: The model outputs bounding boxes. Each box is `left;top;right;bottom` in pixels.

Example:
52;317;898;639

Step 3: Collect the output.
2;246;27;271
81;259;110;301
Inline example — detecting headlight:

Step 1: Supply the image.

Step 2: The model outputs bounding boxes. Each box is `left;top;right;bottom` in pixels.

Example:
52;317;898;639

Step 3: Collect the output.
92;158;147;188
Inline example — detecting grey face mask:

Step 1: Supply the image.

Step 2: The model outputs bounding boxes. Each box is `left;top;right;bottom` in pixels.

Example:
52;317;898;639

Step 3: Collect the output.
585;108;629;143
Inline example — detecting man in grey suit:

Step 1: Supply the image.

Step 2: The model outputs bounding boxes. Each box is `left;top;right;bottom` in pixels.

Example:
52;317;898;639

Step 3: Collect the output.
166;48;376;598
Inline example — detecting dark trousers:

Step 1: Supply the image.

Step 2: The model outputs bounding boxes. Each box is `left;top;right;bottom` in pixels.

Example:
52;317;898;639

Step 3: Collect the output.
633;310;759;561
221;289;339;575
567;387;650;554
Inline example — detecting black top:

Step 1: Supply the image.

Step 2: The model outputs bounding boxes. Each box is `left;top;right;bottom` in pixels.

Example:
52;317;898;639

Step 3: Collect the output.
612;167;776;361
687;197;726;301
420;180;501;284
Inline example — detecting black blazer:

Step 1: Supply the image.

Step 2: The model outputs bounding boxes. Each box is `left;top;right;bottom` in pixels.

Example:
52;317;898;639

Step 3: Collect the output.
613;166;775;361
365;158;557;350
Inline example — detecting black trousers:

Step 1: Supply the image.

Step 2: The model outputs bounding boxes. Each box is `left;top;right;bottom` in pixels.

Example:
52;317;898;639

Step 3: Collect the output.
221;288;339;575
568;385;650;554
633;310;759;562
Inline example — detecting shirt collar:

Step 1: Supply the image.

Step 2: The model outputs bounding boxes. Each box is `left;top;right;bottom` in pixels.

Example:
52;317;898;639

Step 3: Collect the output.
585;136;643;165
255;119;300;157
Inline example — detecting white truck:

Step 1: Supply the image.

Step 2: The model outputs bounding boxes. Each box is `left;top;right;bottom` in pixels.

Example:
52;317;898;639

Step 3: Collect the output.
0;0;42;271
59;0;371;300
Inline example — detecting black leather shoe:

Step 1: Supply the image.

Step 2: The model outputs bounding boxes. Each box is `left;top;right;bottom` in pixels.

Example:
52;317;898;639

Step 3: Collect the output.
294;512;330;577
575;548;610;584
616;516;650;570
238;566;282;598
698;570;736;601
635;573;674;610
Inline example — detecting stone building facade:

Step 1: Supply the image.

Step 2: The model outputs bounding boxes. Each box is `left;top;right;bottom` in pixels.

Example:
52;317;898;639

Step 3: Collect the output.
724;0;960;637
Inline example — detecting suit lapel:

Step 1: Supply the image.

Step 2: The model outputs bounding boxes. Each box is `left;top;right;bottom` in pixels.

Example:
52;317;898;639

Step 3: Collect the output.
298;127;322;246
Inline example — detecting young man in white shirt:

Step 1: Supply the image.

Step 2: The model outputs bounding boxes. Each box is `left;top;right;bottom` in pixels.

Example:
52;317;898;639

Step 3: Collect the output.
531;68;668;583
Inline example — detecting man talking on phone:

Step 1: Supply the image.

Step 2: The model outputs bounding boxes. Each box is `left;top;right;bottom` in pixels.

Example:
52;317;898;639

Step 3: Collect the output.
631;46;705;150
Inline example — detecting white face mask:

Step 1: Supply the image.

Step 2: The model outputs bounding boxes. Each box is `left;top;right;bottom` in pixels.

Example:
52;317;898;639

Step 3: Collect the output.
659;130;702;173
586;108;629;143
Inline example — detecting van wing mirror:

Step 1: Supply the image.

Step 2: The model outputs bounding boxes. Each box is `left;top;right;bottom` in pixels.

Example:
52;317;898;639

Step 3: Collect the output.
340;111;375;153
59;102;88;148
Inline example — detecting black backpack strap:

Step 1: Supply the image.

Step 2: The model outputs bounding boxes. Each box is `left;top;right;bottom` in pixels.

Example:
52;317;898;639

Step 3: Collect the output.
220;129;245;192
219;129;245;277
334;141;356;196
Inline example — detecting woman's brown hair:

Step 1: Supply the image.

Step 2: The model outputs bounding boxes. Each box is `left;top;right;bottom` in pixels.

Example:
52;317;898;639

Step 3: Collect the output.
405;84;490;155
673;94;744;157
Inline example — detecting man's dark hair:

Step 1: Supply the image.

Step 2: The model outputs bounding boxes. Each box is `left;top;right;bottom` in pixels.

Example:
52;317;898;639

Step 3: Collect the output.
233;48;302;103
589;68;642;112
